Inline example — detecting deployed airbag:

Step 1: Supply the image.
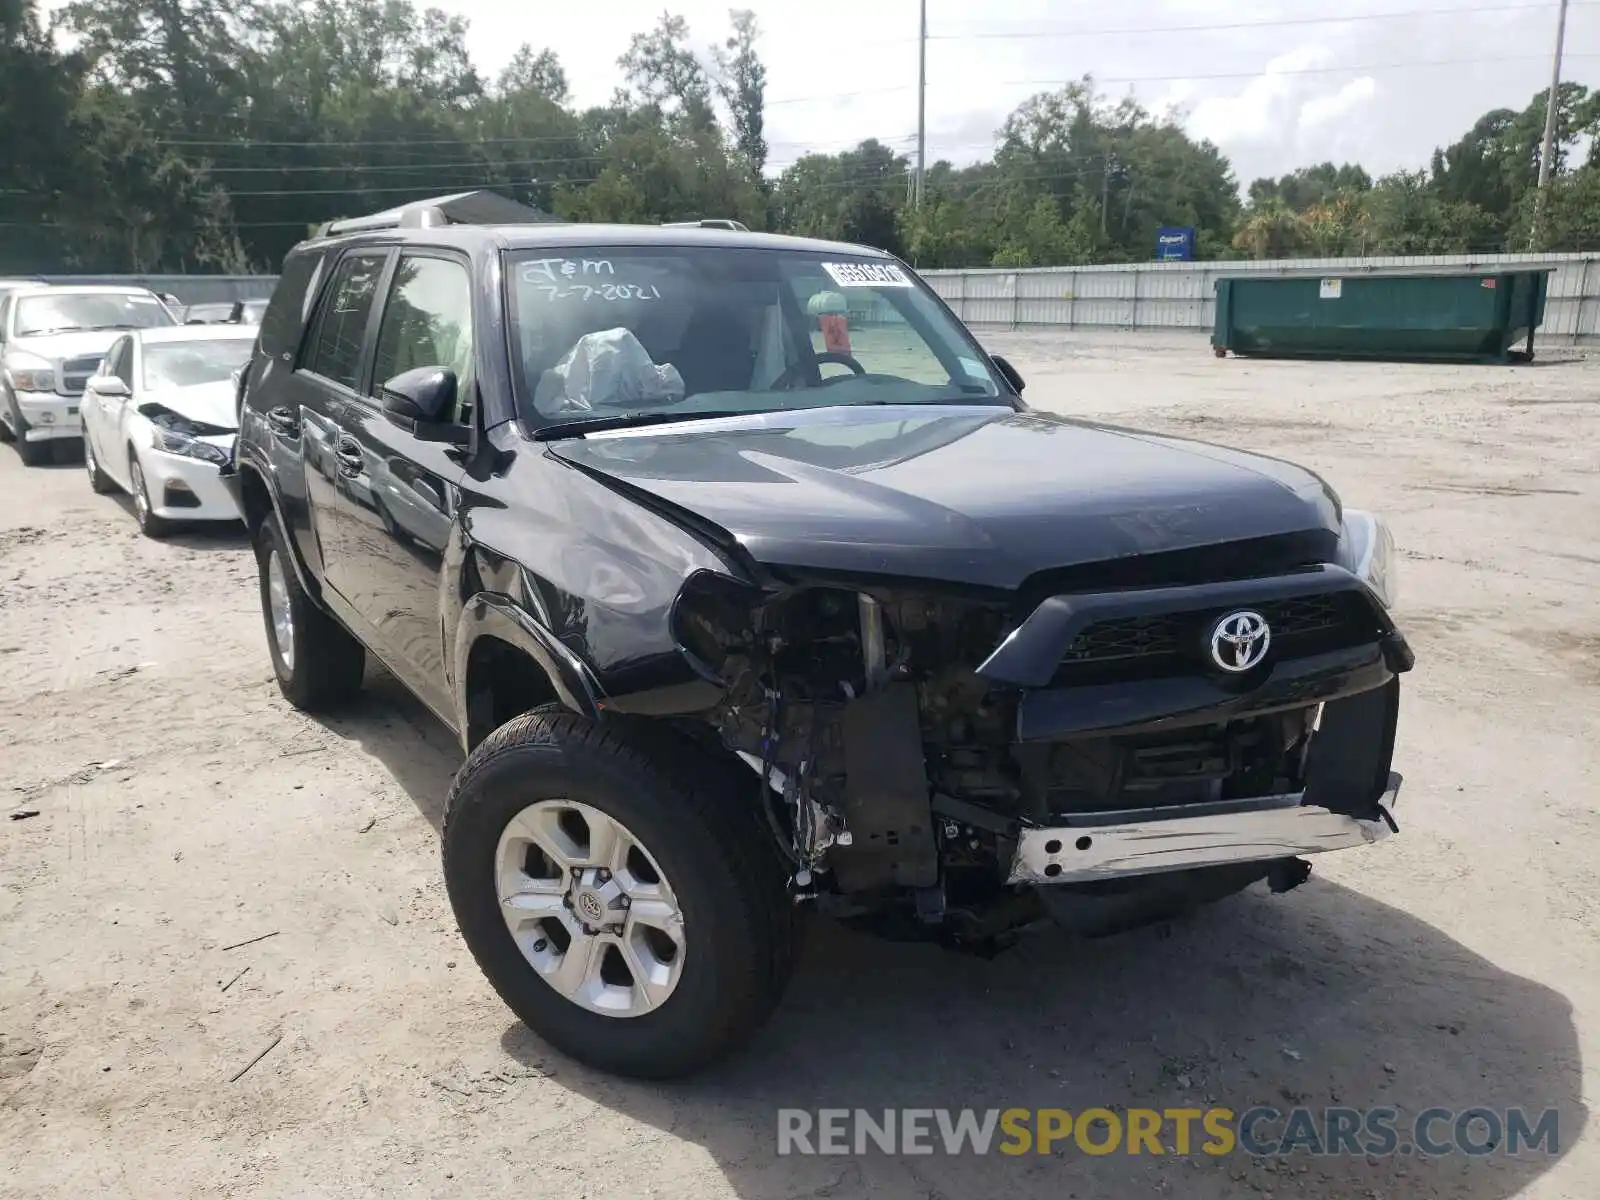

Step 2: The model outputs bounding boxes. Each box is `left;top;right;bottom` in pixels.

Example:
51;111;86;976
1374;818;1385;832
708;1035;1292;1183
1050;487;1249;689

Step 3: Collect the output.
533;327;685;415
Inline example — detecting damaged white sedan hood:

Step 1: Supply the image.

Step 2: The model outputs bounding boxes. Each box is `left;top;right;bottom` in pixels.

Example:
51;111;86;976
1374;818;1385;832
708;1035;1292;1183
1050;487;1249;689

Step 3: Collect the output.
140;381;238;430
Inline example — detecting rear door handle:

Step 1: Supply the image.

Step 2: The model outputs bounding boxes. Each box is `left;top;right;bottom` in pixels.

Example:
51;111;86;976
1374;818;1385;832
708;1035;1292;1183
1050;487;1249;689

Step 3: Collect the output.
335;437;365;476
267;406;298;436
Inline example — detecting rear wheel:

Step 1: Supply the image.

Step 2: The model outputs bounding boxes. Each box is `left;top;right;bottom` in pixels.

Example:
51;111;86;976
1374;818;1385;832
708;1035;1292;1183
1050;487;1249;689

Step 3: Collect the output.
443;710;796;1079
253;516;365;710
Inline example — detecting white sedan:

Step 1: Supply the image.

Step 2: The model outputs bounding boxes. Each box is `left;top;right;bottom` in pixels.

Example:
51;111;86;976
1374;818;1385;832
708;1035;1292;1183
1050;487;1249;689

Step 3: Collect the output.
80;326;256;538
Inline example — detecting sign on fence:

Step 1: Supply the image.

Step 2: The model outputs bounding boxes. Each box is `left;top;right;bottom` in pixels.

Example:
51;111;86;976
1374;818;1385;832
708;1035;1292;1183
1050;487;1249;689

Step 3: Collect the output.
1156;227;1196;261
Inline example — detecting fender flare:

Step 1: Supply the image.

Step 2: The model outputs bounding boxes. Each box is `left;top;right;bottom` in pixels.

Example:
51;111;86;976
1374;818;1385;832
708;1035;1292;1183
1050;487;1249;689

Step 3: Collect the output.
234;448;322;599
452;593;605;739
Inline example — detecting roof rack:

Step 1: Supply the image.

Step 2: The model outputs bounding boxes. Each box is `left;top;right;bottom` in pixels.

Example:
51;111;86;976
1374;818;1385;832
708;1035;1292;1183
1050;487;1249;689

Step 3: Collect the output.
314;190;560;239
662;219;751;232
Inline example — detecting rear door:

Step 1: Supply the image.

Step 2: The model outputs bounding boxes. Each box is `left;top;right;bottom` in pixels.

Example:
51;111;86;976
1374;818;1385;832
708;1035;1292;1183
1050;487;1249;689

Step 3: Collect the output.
324;249;473;718
282;248;392;606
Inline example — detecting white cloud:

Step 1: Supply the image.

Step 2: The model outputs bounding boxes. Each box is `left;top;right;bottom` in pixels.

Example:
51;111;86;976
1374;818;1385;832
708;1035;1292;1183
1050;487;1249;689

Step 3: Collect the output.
1301;77;1379;131
1186;44;1339;146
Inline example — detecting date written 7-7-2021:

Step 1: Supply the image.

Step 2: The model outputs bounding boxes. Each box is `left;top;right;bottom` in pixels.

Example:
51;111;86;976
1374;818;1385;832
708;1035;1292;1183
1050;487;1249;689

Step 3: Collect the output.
536;283;662;303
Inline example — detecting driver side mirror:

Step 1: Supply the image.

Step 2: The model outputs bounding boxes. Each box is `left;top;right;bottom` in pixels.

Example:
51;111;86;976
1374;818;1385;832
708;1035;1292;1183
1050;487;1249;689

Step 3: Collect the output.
990;354;1025;395
88;374;129;397
380;367;469;445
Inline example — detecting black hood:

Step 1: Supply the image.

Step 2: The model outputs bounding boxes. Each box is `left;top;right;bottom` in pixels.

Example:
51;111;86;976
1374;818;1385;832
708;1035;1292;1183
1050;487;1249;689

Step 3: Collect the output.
547;405;1341;590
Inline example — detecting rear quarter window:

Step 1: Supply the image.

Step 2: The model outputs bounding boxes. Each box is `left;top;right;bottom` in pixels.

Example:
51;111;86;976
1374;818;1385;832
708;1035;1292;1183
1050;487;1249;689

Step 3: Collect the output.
258;248;327;359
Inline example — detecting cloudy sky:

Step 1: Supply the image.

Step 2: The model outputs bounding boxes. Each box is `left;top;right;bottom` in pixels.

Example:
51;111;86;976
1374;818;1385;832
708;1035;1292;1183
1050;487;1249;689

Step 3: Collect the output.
441;0;1599;189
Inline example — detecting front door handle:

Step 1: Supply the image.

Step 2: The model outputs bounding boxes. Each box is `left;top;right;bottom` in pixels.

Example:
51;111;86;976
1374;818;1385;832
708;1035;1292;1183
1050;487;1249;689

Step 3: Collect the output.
335;437;365;476
267;406;298;436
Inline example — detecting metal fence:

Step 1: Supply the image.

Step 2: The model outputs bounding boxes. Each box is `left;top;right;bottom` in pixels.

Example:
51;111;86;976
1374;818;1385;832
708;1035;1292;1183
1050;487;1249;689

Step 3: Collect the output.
921;253;1600;342
36;274;279;306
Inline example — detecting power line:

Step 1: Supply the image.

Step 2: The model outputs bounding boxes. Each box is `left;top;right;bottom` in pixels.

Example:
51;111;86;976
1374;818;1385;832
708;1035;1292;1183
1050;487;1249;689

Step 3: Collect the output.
929;1;1598;42
202;154;601;175
990;51;1600;92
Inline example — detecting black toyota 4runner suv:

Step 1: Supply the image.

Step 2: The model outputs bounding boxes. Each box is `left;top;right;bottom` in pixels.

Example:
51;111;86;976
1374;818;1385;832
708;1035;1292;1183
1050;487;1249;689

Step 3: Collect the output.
229;192;1412;1079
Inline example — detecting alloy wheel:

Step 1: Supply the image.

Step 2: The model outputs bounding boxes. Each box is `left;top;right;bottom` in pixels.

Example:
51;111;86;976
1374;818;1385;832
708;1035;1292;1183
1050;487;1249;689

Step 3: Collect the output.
265;548;296;671
495;799;686;1018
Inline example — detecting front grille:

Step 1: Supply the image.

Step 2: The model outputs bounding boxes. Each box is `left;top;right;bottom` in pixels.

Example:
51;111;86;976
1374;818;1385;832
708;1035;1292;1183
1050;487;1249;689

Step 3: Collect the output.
58;355;103;396
1054;590;1367;684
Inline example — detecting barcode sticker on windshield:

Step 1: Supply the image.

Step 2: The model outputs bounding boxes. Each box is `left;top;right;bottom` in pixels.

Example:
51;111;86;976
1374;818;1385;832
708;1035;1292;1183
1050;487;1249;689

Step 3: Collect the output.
822;262;913;288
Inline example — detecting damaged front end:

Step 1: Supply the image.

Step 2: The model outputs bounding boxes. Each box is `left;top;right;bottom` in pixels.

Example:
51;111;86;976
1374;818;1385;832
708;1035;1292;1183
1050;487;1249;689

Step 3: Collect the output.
669;557;1411;949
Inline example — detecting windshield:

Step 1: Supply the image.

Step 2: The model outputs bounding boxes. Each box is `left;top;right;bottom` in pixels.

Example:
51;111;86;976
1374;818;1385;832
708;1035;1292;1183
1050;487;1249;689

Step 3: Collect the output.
504;247;1006;430
16;292;176;337
142;339;253;391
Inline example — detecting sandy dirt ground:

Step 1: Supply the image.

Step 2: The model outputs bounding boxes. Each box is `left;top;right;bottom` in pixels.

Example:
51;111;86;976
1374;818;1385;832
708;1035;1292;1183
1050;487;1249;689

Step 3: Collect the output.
1;331;1597;1199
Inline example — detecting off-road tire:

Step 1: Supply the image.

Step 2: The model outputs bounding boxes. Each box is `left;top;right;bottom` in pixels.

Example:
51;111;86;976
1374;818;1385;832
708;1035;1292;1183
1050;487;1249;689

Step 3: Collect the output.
0;395;15;443
443;708;797;1080
253;516;365;710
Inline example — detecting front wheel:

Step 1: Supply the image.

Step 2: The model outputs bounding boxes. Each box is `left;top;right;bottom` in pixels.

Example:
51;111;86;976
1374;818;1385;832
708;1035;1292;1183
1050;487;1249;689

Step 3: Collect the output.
84;435;115;494
16;433;48;466
443;710;796;1079
128;453;175;537
253;516;365;710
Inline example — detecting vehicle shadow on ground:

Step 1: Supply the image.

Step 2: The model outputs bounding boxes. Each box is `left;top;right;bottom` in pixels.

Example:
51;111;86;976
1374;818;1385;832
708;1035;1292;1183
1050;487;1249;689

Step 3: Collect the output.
93;491;251;549
503;893;1586;1200
322;681;1586;1200
316;669;461;827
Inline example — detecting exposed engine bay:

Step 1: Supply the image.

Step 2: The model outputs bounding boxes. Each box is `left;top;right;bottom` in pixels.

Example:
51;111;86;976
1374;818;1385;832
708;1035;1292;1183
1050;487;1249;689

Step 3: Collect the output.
671;575;1374;948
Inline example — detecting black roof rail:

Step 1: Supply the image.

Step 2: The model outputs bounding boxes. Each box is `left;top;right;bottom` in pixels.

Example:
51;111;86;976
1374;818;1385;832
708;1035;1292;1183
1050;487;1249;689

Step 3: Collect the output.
314;190;561;238
662;218;751;232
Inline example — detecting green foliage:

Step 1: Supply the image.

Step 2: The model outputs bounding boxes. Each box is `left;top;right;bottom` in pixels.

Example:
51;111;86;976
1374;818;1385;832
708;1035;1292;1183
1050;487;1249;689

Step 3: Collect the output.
1;3;1596;274
1233;84;1600;259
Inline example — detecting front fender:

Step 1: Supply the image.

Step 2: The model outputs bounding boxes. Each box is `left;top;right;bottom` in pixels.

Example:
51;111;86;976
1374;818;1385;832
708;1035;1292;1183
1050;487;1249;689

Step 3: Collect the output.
235;450;321;599
452;592;606;743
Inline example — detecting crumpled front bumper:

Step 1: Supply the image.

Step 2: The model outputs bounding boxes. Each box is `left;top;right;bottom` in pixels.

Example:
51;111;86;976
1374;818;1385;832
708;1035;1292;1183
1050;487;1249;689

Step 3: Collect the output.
1009;773;1401;885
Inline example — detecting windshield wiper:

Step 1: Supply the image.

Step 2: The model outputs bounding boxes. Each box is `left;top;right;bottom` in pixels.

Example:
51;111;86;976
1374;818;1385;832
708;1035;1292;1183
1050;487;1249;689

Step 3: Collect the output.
532;409;750;441
18;326;87;337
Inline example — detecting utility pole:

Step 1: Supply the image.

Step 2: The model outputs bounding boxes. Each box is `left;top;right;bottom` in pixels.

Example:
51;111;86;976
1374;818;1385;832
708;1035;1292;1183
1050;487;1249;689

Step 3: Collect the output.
1530;0;1571;250
915;0;927;208
1101;153;1112;237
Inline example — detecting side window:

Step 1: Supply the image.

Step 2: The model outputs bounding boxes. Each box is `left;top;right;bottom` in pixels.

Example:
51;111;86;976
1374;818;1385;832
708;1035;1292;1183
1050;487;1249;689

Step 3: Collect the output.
304;252;386;390
0;295;12;343
369;254;475;424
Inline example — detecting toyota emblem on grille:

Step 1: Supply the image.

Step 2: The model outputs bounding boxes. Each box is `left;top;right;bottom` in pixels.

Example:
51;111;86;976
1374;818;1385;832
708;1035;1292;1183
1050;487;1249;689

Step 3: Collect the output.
1208;610;1271;672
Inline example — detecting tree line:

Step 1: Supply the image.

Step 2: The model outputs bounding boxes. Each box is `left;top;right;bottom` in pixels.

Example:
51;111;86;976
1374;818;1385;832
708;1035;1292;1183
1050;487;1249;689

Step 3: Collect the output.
2;0;1597;275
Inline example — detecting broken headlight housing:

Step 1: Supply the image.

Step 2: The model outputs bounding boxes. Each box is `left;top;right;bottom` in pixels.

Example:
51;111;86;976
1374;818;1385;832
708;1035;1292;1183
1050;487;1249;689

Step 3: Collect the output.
1336;508;1397;609
147;409;231;466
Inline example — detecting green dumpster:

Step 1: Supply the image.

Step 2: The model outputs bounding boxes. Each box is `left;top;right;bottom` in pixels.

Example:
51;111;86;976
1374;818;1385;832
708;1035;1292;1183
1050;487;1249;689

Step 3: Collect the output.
1212;269;1553;363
